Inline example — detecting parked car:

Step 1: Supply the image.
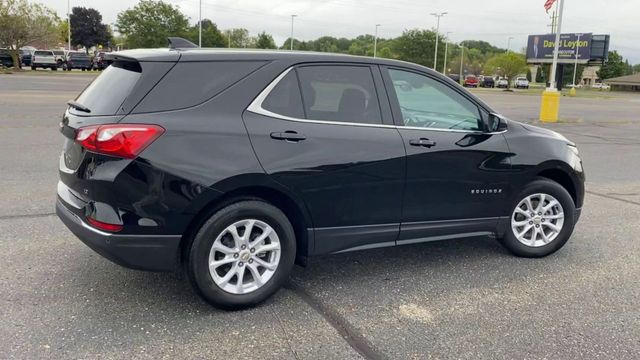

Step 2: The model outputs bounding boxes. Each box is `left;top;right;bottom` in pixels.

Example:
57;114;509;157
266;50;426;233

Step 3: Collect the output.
514;77;530;89
57;41;585;309
481;76;495;88
31;50;58;70
20;49;33;66
447;73;461;83
463;75;479;88
497;78;509;88
592;82;610;90
0;49;15;68
52;49;67;68
66;52;92;71
92;51;112;70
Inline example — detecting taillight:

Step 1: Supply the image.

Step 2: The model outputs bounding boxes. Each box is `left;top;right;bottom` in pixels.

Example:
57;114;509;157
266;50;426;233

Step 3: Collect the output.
86;216;123;232
75;124;165;159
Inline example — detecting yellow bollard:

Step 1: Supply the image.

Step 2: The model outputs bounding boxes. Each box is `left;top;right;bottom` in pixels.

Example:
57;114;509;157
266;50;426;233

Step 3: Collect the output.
540;90;560;122
569;87;577;97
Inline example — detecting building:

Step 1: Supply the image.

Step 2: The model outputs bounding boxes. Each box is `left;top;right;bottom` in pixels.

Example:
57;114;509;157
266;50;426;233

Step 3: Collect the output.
581;66;600;86
605;73;640;92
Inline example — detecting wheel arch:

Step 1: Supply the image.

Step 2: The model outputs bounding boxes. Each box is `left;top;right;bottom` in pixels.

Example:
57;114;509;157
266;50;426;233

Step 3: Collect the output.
535;165;582;208
179;183;313;268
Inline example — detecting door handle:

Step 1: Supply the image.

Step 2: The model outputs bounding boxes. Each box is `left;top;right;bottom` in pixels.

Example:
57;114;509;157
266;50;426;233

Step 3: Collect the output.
409;138;437;148
270;131;306;142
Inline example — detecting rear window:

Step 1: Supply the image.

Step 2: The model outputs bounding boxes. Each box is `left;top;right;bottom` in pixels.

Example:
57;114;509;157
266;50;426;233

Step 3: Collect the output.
133;61;266;113
73;61;142;116
34;51;52;56
70;53;89;58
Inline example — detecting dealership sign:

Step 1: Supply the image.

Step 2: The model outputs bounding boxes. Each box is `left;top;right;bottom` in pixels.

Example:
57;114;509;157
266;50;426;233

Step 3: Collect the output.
527;33;592;64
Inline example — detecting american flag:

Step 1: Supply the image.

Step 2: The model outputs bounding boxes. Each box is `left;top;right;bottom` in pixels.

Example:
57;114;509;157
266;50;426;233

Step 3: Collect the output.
544;0;557;13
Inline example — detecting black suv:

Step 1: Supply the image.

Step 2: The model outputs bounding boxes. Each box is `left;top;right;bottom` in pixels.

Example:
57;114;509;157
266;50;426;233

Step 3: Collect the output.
56;42;584;308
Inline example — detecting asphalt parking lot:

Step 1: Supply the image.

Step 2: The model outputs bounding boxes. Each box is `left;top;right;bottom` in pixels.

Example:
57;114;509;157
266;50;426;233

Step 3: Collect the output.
1;72;639;359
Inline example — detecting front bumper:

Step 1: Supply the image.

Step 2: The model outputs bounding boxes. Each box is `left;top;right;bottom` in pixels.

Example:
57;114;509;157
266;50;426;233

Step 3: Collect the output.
56;198;181;272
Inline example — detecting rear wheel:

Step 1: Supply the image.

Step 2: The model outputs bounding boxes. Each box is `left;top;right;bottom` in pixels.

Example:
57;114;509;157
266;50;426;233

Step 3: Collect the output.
187;200;296;309
499;179;575;257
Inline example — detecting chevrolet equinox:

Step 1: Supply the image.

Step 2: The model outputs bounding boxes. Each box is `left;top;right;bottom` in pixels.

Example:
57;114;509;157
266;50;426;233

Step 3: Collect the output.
56;39;584;309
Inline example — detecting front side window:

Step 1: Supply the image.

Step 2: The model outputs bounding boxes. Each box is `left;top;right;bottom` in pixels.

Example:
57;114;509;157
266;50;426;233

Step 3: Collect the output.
388;68;483;131
296;65;382;125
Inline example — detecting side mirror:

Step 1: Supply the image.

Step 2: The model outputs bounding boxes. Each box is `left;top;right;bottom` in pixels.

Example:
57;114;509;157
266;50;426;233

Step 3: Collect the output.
486;113;508;133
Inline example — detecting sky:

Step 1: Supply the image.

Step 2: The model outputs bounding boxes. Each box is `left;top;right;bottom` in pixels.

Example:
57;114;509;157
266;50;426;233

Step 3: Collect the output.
41;0;640;63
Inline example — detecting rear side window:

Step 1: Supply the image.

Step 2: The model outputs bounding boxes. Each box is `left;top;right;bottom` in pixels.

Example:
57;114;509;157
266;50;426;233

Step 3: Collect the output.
133;61;266;113
297;65;382;125
73;61;142;116
261;71;305;118
34;51;52;56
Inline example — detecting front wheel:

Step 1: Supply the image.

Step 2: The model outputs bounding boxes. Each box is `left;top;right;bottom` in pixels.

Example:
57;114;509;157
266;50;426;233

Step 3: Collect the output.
187;200;296;309
499;179;576;257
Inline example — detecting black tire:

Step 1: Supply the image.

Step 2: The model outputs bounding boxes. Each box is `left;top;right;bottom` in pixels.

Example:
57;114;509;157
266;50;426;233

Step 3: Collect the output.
499;178;575;258
187;200;296;309
30;66;36;70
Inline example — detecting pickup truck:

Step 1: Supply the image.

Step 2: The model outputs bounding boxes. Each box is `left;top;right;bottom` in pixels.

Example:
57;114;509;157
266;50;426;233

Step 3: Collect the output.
31;50;58;70
66;52;92;71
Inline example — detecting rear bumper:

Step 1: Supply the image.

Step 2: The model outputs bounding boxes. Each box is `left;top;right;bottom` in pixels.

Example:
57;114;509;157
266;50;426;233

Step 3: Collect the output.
56;198;181;272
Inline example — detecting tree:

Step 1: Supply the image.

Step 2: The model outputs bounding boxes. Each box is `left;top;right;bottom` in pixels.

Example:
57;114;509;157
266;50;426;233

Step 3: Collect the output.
633;64;640;74
526;68;532;82
392;29;444;68
70;7;111;51
116;0;189;49
597;51;630;79
484;52;528;89
225;28;252;48
186;19;224;47
255;31;276;49
460;40;506;55
0;0;59;68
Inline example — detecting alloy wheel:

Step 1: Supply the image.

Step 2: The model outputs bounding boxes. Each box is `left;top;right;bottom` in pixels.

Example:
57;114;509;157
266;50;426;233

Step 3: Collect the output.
208;219;281;294
511;193;565;247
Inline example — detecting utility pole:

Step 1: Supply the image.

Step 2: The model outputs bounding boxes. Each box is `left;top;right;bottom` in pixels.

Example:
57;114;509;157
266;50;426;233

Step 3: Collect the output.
443;31;452;74
507;36;514;52
290;15;297;51
431;12;447;70
373;24;381;58
227;31;231;48
572;33;582;86
198;0;202;47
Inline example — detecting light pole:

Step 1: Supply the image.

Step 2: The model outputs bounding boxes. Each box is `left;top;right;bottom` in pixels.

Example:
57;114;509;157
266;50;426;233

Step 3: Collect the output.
67;0;71;50
373;24;381;58
459;44;464;84
290;15;297;50
431;12;447;70
443;31;452;74
571;34;583;87
198;0;202;47
507;36;514;52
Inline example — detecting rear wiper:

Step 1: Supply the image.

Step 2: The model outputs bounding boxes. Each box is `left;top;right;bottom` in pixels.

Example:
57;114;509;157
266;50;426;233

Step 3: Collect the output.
67;100;91;113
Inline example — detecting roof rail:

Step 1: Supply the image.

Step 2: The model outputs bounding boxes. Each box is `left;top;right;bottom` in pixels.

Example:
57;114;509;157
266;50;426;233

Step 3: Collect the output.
167;37;198;49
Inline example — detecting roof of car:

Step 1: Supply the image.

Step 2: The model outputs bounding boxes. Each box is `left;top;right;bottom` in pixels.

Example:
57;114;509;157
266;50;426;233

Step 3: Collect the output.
109;47;429;71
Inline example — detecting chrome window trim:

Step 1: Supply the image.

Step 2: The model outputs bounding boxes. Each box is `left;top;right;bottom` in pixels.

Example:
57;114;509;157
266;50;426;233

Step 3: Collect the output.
246;66;505;135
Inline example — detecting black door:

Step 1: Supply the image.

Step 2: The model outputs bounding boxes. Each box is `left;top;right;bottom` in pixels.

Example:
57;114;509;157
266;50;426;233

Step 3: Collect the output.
381;66;512;242
243;64;405;254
